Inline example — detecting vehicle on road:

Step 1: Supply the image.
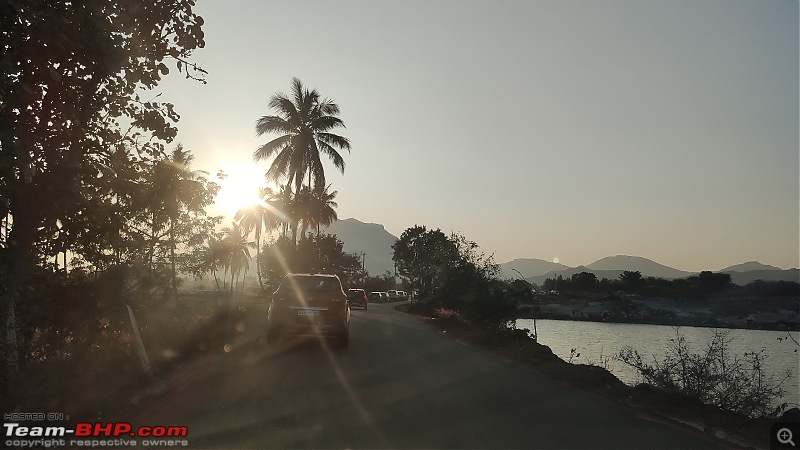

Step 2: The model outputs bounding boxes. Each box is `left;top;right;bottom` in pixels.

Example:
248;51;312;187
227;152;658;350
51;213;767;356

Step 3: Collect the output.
369;291;390;303
267;273;350;347
346;288;368;309
387;290;400;301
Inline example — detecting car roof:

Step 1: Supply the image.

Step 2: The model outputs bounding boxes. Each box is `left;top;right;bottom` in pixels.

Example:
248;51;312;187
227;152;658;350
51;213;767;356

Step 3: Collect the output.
286;273;339;279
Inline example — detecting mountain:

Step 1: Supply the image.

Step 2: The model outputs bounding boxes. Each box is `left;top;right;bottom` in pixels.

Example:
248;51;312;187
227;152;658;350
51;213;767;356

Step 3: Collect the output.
499;258;569;280
323;218;398;277
319;220;798;286
725;269;800;286
587;255;693;279
720;261;782;272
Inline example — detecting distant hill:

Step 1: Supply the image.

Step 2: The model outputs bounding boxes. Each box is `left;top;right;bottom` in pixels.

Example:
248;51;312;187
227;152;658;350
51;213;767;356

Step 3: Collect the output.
725;268;800;286
587;255;693;279
720;261;782;272
323;218;398;277
319;220;799;286
498;258;569;280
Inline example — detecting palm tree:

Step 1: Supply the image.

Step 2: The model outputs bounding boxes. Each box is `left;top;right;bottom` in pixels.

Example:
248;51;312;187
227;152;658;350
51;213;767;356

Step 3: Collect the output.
147;144;207;300
308;184;338;236
235;187;282;292
253;77;350;243
200;237;227;292
220;222;256;293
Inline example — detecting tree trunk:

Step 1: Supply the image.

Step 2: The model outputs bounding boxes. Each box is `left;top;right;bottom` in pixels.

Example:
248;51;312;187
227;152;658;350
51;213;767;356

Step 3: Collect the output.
1;187;38;405
255;237;264;292
212;269;221;291
169;219;178;304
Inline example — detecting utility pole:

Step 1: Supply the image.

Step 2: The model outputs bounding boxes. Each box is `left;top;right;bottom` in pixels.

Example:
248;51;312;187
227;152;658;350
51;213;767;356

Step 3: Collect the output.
360;252;366;284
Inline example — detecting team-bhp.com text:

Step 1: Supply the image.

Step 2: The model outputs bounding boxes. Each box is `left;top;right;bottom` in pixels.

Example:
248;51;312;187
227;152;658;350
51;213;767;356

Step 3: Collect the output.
4;422;189;448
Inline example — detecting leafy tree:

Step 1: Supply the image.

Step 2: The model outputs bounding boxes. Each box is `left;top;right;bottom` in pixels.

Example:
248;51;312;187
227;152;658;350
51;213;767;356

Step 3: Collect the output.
259;234;364;293
392;225;458;299
619;270;643;291
1;0;206;390
146;145;215;300
362;272;396;293
571;271;598;292
693;271;732;293
252;78;350;242
393;226;518;329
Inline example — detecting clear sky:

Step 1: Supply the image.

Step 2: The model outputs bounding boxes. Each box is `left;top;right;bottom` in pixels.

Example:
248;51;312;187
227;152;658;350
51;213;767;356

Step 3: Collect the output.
157;0;799;272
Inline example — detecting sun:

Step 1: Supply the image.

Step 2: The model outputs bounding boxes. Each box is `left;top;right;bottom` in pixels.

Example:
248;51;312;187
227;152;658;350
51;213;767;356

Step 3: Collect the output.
214;163;269;217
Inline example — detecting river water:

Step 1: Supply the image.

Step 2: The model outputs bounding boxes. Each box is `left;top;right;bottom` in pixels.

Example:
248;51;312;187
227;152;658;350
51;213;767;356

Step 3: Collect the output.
515;319;799;409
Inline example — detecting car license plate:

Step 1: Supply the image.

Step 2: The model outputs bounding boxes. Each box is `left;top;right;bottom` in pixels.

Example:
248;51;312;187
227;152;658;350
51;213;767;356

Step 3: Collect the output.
297;310;319;316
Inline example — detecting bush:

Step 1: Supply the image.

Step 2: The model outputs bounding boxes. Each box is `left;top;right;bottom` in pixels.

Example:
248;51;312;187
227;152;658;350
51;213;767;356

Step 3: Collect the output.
617;329;791;418
432;263;518;330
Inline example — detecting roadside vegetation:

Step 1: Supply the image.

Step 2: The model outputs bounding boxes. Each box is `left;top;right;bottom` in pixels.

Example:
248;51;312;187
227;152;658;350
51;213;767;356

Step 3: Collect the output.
1;0;363;416
532;270;799;330
392;225;524;330
617;329;793;418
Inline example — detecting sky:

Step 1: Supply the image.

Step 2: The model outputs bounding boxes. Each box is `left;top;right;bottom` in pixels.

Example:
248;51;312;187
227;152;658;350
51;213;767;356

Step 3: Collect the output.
157;0;799;272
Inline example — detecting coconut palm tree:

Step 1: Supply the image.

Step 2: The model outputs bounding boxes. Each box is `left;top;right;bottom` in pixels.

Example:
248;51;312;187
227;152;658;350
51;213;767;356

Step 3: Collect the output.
220;222;256;293
147;144;208;300
308;184;338;236
235;187;283;292
253;77;350;243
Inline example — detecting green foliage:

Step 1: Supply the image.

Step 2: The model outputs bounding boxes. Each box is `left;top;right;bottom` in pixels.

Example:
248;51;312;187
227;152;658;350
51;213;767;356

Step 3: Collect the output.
393;226;519;329
259;234;365;293
0;0;208;392
619;270;644;291
253;77;350;242
392;225;459;299
617;329;791;418
543;270;789;299
570;272;598;292
361;272;396;293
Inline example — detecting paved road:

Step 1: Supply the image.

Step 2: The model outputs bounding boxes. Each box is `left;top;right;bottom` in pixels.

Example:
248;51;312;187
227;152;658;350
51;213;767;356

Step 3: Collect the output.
125;303;718;448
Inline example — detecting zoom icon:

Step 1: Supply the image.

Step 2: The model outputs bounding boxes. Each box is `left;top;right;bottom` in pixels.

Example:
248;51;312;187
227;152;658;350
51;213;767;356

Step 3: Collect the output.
772;422;799;449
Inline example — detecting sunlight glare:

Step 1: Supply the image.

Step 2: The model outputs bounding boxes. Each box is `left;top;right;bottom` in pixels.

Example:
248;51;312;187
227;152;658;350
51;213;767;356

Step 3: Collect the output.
214;163;269;217
553;257;560;264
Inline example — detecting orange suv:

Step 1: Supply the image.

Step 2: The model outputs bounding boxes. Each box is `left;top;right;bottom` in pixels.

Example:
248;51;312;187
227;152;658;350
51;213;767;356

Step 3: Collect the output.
267;273;350;347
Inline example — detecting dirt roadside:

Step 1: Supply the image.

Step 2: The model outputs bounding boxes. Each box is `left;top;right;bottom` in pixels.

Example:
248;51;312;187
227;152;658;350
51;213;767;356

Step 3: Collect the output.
396;303;794;449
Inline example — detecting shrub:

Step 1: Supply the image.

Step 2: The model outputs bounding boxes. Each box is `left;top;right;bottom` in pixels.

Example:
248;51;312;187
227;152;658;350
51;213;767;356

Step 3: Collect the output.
617;329;791;418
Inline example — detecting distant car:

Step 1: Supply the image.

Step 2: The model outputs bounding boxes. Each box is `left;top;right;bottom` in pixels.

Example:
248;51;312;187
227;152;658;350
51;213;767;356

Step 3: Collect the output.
387;290;400;301
346;288;368;310
370;291;389;303
267;273;350;347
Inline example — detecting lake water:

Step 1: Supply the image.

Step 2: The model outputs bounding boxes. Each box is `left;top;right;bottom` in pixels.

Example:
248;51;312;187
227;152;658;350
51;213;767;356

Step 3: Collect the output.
515;319;800;409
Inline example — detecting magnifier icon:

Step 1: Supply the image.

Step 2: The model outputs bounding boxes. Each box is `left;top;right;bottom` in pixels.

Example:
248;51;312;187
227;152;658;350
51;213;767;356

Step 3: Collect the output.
778;428;796;447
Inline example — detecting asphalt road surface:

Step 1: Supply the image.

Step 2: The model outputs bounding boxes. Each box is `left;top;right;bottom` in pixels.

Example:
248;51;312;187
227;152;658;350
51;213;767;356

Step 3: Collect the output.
124;302;719;448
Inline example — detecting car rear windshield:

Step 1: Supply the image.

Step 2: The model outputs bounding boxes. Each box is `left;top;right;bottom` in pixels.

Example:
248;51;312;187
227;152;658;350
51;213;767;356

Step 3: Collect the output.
280;276;341;292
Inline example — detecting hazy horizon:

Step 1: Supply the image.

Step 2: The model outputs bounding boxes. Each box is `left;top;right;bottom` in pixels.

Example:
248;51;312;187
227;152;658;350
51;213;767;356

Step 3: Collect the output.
325;216;798;272
158;0;799;273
